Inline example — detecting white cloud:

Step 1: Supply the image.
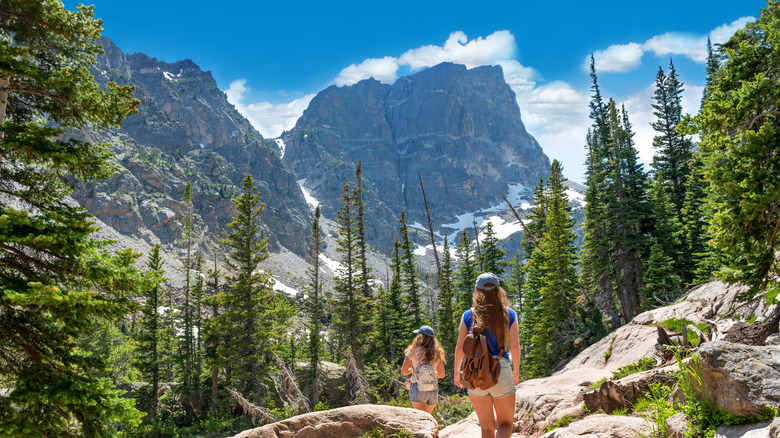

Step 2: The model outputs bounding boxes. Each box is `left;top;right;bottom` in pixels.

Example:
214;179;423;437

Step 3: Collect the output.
643;33;708;63
398;30;518;70
225;79;314;138
710;16;755;44
335;56;399;86
516;81;591;182
585;16;757;73
587;43;645;73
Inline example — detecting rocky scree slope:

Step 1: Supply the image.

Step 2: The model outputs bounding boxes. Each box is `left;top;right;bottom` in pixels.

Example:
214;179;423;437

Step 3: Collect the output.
71;37;311;257
282;62;550;251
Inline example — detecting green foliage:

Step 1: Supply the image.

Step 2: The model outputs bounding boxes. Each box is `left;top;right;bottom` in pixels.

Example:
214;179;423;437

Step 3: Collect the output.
454;228;477;317
637;383;675;438
525;161;581;377
0;1;148;435
358;427;415;438
330;183;372;365
589;378;607;391
612;357;656;380
682;2;780;301
398;211;422;329
656;318;708;346
480;221;506;276
546;414;575;431
436;233;458;377
117;412;253;438
305;205;324;400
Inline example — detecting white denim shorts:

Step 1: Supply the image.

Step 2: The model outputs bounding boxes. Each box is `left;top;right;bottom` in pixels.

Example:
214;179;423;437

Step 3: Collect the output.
467;358;515;399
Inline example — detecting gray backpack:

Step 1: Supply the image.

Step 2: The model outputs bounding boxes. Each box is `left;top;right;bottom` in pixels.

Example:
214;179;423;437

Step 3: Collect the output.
415;351;438;392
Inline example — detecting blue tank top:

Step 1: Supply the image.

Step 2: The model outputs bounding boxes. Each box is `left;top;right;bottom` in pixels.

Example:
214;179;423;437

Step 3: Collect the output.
463;307;516;360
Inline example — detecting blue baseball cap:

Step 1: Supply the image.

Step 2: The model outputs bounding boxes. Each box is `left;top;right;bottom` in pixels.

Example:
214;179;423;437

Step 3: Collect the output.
475;272;500;290
414;325;435;336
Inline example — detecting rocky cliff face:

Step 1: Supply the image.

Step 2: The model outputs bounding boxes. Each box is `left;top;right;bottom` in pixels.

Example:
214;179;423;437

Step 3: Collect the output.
72;37;311;256
282;62;550;248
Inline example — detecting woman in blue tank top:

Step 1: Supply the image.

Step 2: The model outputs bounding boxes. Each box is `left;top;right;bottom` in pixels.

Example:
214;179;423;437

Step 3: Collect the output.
454;272;520;438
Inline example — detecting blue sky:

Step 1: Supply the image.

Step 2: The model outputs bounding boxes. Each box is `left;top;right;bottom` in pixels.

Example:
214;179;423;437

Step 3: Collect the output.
63;0;767;184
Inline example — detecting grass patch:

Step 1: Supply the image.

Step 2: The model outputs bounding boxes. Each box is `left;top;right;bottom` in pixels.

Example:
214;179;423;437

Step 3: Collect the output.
612;357;656;380
359;427;414;438
656;318;709;346
589;377;607;391
604;335;616;360
432;395;473;429
546;414;575;432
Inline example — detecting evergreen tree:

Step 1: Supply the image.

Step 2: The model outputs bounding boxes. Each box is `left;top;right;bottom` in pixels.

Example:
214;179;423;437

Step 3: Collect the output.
204;253;222;412
580;59;621;328
386;239;408;364
680;153;716;283
644;179;683;306
133;244;167;420
480;221;506;276
331;184;370;366
354;162;371;302
0;2;144;435
702;37;722;103
650;60;695;286
436;233;457;375
398;211;422;328
178;181;196;416
215;175;290;400
505;252;526;311
526;161;580;377
684;3;780;300
454;229;477;317
306;205;323;401
134;243;167;420
604;102;649;322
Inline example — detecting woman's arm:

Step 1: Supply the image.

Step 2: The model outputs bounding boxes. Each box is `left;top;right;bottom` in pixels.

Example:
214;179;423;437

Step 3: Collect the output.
436;357;445;378
453;315;468;388
509;318;521;385
401;354;412;376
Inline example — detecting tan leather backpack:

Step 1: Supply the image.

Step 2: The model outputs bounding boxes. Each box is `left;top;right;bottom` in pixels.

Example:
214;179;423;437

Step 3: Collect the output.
459;326;502;390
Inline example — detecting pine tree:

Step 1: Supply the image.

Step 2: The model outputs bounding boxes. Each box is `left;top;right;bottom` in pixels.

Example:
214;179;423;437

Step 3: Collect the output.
680;153;715;283
526;161;580;377
454;229;477;317
604;102;649;322
386;239;408;364
436;233;457;375
398;211;422;328
215;174;288;400
643;180;684;306
204;253;222;412
331;184;370;366
580;59;621;328
684;3;780;301
133;244;167;420
178;181;196;416
480;221;506;276
505;252;526;311
306;205;323;401
650;60;695;286
0;2;144;434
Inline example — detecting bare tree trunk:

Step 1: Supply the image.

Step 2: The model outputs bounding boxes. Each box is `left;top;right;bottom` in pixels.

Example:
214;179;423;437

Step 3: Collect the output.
418;173;441;279
0;76;10;131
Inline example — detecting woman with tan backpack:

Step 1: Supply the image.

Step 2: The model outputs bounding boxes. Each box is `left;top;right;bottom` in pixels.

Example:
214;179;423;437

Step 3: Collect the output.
454;272;521;438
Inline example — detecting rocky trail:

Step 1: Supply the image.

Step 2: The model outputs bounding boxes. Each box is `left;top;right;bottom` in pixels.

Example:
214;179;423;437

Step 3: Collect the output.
230;280;780;437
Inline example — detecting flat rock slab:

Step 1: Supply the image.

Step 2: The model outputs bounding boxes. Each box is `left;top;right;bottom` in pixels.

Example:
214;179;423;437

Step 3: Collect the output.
714;421;771;438
230;405;438;438
541;414;648;437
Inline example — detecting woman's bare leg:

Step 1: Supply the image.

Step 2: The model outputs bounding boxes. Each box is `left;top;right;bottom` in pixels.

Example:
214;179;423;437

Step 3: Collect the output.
469;394;496;438
493;392;516;438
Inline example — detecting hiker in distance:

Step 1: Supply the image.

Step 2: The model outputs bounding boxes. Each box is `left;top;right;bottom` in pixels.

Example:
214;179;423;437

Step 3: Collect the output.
454;272;521;438
401;325;446;414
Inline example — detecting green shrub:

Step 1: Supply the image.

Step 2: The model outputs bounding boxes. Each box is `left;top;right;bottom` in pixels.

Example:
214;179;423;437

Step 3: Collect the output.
433;395;474;428
589;378;607;390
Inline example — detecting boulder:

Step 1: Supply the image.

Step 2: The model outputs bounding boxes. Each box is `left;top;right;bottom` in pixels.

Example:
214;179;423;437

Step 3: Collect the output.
666;412;690;438
695;341;780;417
584;381;626;415
770;417;780;438
541;414;648;437
714;421;772;438
559;325;658;374
229;405;437;438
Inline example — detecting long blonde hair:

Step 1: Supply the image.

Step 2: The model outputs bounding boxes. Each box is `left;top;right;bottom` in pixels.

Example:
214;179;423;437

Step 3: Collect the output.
404;333;447;365
471;285;510;350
